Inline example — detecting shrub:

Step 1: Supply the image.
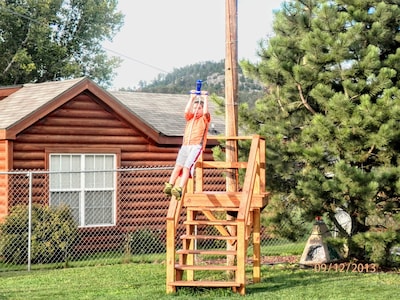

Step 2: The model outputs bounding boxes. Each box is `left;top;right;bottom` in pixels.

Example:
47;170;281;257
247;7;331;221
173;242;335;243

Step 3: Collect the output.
124;229;165;255
352;230;400;267
0;204;78;265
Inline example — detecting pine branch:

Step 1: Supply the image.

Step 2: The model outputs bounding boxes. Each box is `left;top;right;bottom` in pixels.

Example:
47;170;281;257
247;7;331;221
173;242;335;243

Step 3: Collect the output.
296;82;315;114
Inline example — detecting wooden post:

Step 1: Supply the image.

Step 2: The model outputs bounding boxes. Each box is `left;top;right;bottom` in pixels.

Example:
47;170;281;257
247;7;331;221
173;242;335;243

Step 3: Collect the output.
225;0;239;276
166;218;176;293
252;208;261;282
225;0;238;142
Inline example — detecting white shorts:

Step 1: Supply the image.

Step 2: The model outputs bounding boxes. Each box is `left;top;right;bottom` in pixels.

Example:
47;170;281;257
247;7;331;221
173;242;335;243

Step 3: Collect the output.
175;144;202;175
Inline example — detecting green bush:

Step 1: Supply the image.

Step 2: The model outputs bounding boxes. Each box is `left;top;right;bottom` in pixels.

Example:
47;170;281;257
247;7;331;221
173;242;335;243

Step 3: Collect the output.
124;229;165;255
352;230;400;267
0;204;78;265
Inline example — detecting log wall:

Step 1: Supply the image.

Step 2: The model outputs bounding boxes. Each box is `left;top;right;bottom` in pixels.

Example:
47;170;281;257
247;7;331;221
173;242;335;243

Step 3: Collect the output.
0;140;8;221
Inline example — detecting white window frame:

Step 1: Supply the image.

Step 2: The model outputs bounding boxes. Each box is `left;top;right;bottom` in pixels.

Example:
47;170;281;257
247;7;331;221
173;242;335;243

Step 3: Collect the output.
49;153;117;228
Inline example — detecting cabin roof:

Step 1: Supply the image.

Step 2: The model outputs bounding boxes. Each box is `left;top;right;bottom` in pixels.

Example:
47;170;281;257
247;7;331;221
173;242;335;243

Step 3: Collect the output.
0;78;83;129
0;77;225;140
110;91;225;137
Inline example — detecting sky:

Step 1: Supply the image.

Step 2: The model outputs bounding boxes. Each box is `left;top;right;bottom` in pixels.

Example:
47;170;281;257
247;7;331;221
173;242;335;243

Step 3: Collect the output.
103;0;285;90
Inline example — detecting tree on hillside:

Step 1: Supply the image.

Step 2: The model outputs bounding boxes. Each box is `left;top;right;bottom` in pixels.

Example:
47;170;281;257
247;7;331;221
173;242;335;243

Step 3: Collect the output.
0;0;123;88
135;60;265;105
241;0;400;266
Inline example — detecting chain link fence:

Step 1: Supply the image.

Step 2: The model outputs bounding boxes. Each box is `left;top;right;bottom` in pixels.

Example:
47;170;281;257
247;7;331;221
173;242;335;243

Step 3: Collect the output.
0;167;308;272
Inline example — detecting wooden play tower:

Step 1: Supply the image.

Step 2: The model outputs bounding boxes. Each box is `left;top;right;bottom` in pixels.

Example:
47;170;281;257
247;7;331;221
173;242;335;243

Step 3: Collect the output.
166;135;270;295
166;1;269;295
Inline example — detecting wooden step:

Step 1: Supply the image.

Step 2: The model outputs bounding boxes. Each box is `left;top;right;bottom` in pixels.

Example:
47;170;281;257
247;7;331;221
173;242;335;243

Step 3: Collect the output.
168;280;241;288
184;191;269;209
180;234;237;240
175;264;237;271
176;249;237;255
184;220;238;226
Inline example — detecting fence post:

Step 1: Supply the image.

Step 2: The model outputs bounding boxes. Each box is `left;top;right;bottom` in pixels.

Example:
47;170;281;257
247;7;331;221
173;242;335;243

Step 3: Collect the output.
27;172;32;271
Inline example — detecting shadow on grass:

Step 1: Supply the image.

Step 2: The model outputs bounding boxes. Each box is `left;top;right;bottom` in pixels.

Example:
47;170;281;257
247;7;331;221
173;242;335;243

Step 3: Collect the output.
245;264;343;295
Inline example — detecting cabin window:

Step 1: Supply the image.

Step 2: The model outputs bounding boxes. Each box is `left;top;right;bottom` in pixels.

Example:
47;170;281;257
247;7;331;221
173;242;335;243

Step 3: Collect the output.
49;154;116;227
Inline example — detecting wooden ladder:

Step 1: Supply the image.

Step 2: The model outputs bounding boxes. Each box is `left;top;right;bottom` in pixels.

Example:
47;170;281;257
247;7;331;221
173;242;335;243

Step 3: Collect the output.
166;135;269;295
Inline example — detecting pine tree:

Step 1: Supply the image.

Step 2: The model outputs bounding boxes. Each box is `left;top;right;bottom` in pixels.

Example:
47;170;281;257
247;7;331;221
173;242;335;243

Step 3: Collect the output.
241;0;400;266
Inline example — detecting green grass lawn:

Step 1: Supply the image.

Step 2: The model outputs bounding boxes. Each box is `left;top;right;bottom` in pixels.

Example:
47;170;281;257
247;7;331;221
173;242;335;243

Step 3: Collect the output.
1;262;399;300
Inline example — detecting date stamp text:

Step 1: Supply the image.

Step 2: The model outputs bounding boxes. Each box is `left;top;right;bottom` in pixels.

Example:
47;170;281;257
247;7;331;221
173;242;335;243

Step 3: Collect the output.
314;262;377;273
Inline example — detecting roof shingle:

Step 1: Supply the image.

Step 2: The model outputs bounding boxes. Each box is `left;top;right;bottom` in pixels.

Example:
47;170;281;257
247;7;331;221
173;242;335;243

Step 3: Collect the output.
0;78;83;129
110;91;225;137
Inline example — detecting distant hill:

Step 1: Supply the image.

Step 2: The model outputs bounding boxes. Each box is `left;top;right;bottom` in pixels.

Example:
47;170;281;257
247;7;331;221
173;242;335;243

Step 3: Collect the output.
120;60;265;105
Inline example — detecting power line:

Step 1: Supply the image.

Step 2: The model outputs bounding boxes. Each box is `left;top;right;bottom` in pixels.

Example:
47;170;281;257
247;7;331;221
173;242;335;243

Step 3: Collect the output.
103;46;168;74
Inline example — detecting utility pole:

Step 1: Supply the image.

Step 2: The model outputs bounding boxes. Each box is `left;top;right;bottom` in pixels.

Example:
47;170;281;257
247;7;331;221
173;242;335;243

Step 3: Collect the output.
225;0;238;275
225;0;238;191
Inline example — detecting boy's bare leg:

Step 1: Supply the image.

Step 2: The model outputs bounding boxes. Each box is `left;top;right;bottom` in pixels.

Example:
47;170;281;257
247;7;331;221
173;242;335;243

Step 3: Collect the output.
164;165;182;196
169;165;183;185
171;167;190;200
177;167;190;188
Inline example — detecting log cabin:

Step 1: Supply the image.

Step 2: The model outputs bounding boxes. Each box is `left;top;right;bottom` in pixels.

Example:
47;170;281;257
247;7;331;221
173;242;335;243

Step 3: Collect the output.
0;77;226;251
